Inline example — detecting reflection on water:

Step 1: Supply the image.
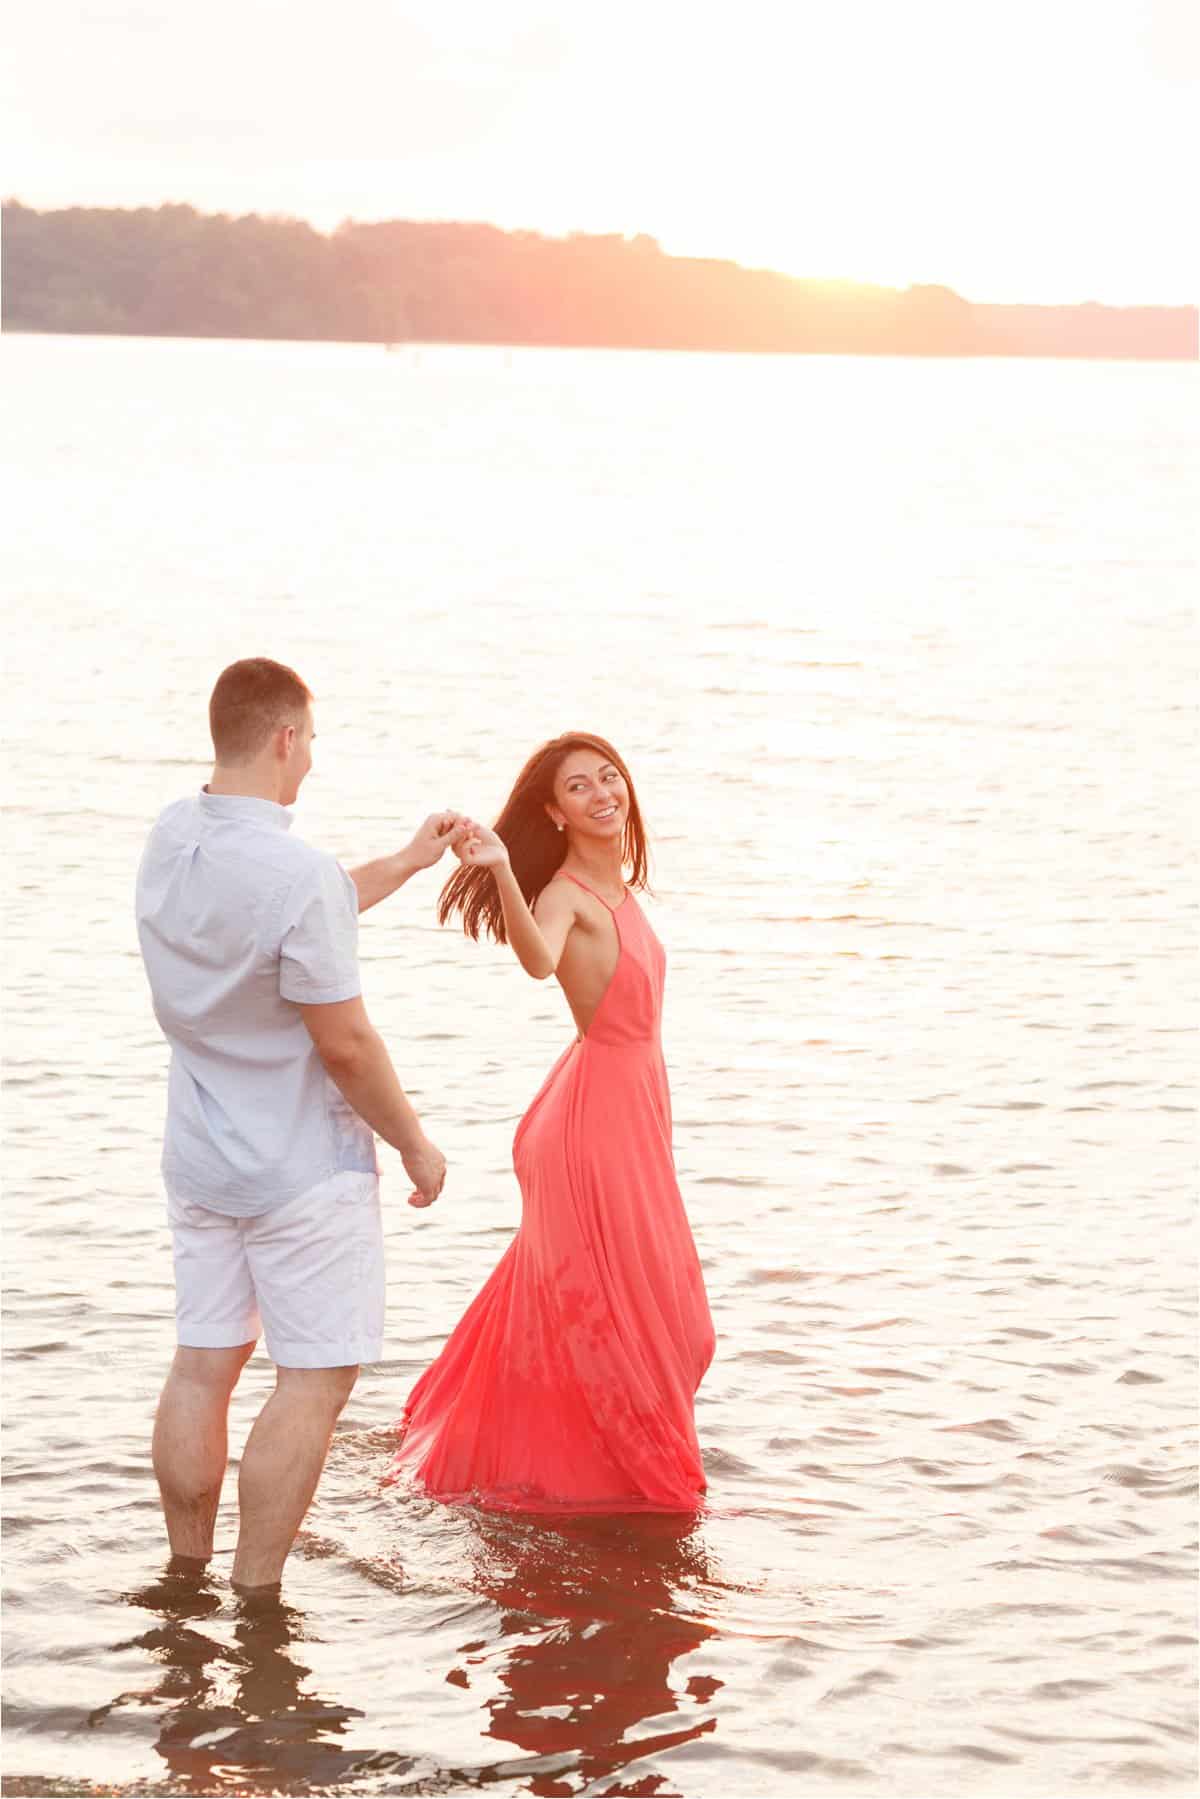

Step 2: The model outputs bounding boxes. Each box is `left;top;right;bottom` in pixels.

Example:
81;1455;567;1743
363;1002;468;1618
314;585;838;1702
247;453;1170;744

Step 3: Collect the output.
464;1512;720;1790
91;1516;723;1795
94;1564;365;1789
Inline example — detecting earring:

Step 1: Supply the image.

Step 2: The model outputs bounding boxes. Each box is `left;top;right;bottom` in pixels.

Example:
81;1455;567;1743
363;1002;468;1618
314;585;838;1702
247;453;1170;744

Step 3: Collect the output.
555;822;564;832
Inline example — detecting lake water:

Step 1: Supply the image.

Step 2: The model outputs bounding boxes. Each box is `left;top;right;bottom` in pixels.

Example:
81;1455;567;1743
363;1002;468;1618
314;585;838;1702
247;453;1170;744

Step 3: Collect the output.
2;334;1197;1797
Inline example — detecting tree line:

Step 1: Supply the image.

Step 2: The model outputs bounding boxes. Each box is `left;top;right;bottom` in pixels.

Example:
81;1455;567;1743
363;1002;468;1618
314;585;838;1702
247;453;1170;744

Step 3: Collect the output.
3;201;1195;360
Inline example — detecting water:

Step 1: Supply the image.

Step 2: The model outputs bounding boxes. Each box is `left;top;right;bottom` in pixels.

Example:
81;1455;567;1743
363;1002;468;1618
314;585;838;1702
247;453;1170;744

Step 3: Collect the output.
2;334;1197;1796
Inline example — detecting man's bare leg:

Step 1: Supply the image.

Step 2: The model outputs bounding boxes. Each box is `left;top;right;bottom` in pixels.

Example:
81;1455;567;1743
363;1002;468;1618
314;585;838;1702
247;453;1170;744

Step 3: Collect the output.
231;1364;358;1590
152;1343;256;1561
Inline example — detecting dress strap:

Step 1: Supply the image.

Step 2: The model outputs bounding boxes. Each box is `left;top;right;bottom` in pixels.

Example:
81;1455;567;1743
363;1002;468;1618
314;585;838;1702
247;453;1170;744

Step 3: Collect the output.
554;870;625;913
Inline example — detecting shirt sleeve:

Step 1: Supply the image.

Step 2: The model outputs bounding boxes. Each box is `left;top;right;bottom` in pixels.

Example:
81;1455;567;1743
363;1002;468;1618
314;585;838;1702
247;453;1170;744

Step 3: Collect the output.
279;855;363;1004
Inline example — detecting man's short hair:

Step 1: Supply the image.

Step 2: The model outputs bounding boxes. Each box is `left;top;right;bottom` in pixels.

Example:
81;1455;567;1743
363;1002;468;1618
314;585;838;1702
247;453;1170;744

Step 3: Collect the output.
209;659;313;763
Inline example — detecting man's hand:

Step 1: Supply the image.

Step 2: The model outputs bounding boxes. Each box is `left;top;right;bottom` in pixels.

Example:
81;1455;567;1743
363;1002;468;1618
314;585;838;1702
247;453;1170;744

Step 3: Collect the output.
405;811;473;872
403;1136;447;1209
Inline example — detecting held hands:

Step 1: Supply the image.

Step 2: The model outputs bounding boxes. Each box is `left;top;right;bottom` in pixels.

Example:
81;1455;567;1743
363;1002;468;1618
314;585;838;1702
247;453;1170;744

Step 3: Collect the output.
453;821;510;872
405;811;474;871
402;812;508;875
403;1135;447;1209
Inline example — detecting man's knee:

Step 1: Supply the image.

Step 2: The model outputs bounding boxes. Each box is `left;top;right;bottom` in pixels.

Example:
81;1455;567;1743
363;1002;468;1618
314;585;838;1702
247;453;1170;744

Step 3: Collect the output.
275;1363;359;1417
168;1342;256;1394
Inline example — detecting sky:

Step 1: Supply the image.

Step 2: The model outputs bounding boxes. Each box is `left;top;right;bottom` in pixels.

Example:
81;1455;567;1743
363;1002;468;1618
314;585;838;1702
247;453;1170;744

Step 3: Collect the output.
4;0;1198;305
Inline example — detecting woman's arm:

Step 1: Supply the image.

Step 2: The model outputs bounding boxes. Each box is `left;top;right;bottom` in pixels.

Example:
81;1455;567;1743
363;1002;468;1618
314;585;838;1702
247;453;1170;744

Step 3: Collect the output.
456;826;577;978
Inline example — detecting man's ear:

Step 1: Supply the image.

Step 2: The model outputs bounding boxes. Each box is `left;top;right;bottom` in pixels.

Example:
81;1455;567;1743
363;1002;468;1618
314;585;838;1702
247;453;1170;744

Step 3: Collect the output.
278;722;297;760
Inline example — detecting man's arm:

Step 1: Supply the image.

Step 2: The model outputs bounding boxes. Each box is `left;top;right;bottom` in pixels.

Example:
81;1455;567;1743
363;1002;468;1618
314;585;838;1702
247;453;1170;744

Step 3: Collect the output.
348;848;422;914
300;996;446;1207
348;811;471;914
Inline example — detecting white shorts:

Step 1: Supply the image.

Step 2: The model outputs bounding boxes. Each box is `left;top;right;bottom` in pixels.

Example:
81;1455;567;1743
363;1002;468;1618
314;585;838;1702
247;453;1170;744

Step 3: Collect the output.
168;1171;385;1368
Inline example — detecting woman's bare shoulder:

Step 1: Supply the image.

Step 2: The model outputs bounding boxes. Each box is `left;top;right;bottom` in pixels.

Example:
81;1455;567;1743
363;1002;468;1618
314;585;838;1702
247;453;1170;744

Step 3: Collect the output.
533;877;581;924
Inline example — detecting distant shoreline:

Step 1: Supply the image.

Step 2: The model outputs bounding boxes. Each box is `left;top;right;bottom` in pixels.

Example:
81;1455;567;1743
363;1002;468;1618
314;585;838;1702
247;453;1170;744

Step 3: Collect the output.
4;201;1196;363
5;325;1199;367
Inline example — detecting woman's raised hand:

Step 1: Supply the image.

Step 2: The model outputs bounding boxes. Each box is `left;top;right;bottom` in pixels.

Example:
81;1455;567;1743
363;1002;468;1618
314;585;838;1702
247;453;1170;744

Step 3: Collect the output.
456;822;510;870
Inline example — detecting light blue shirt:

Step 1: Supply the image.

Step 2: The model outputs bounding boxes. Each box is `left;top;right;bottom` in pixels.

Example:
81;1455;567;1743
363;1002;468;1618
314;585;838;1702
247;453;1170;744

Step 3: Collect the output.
136;791;377;1216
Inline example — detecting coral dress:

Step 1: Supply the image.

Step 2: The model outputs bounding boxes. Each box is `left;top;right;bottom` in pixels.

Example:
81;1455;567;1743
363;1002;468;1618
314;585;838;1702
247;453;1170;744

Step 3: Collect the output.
393;874;714;1512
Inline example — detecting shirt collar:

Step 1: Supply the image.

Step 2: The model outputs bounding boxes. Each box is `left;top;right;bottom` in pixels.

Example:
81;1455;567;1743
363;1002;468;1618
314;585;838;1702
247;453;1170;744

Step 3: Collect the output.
198;788;294;832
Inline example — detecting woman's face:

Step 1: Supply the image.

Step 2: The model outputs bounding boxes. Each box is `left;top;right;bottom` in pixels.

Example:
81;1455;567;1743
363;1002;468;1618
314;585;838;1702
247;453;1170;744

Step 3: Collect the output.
548;749;629;843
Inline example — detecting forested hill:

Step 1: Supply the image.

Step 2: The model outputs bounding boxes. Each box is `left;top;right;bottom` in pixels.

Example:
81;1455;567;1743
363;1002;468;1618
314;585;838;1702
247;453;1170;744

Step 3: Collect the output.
3;201;1196;360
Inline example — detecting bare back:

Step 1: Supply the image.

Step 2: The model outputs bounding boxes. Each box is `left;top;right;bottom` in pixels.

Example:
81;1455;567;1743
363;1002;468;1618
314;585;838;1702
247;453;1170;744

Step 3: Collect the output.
534;875;623;1039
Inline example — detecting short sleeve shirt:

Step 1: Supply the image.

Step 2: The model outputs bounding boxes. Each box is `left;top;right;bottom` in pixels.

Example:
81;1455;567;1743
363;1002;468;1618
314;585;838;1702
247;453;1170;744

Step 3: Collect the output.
136;790;377;1216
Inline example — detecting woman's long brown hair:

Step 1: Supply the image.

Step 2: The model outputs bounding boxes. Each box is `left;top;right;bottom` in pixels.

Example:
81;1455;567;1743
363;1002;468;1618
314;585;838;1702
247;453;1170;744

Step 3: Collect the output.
438;732;650;943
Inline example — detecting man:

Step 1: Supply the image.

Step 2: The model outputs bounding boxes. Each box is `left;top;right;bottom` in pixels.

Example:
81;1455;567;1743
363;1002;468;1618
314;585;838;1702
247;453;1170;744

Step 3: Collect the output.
136;657;466;1592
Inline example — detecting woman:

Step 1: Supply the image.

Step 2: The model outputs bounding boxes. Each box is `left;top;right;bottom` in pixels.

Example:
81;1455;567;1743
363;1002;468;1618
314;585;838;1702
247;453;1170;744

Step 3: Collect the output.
393;732;714;1513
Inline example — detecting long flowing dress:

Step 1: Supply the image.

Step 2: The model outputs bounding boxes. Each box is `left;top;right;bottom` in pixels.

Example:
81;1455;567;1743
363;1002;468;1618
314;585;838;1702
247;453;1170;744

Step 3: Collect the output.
393;873;715;1512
